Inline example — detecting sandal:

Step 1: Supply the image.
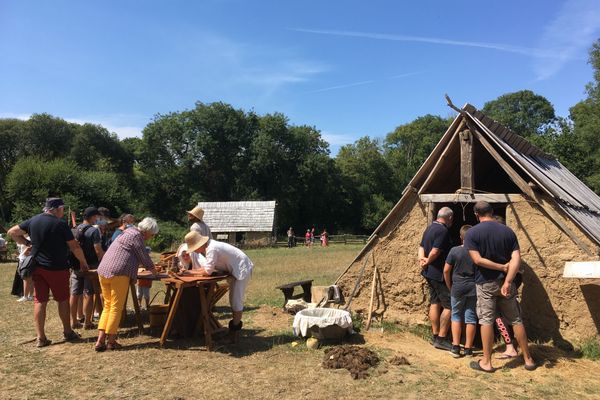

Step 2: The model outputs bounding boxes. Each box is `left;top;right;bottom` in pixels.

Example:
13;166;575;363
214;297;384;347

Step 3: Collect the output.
64;330;81;341
469;360;495;373
107;341;122;351
94;343;107;352
36;338;52;348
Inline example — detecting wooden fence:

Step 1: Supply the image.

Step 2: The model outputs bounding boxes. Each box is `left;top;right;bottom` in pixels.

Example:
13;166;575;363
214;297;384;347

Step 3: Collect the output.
273;234;369;247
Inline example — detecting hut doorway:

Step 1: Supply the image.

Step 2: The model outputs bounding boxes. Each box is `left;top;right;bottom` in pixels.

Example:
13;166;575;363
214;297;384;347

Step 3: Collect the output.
432;202;507;245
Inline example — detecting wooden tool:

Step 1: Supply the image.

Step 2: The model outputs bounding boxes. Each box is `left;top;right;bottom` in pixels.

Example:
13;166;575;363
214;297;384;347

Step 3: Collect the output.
365;264;378;331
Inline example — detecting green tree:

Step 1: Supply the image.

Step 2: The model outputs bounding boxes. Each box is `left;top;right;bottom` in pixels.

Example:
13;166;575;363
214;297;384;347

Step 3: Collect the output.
384;115;449;189
482;90;556;137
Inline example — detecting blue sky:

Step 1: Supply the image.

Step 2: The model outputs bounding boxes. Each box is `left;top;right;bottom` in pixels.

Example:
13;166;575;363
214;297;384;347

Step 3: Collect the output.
1;0;600;154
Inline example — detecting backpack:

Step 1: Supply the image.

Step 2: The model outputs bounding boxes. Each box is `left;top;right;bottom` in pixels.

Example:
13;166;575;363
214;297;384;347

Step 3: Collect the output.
69;224;96;270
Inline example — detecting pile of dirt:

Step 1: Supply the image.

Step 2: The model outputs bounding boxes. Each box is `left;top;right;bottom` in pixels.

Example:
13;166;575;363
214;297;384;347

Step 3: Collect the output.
388;355;410;366
322;345;379;379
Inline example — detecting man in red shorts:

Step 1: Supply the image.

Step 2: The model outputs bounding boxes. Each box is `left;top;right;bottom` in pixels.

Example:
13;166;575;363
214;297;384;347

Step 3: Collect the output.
8;198;89;347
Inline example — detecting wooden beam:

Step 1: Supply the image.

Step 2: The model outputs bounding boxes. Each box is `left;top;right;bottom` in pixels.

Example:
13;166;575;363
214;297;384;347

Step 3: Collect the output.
459;129;474;193
420;193;524;203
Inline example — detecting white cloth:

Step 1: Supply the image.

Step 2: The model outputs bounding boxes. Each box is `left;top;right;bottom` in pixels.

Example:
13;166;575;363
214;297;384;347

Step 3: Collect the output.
190;221;212;239
177;243;207;270
292;308;353;337
199;240;253;280
228;274;251;312
17;243;28;262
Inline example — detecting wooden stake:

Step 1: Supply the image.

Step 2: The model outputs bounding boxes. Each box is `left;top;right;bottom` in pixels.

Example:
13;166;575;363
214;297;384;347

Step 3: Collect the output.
365;264;378;331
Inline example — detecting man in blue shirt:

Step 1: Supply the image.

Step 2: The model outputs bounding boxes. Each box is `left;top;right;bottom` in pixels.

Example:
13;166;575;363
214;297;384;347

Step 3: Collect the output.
418;207;454;351
464;201;536;372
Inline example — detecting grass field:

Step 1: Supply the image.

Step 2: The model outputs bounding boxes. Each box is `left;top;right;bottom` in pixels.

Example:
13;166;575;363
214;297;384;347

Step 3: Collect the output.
1;244;599;400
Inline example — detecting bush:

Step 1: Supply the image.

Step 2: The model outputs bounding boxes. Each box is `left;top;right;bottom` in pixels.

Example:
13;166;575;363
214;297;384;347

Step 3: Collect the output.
145;220;188;253
580;336;600;360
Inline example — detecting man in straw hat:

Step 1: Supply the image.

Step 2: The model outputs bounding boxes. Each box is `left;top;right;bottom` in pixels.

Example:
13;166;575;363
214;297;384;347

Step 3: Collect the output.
8;197;89;347
184;231;253;341
187;205;212;238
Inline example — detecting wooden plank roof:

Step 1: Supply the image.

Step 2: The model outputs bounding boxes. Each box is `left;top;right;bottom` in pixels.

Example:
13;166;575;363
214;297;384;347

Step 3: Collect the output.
463;104;600;245
196;201;276;233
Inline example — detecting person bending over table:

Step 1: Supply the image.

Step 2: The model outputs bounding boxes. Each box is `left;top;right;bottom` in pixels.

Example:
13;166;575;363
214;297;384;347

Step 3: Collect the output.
184;231;253;341
94;217;158;351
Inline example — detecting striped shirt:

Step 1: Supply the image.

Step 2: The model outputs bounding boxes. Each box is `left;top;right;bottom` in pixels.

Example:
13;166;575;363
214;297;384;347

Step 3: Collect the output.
98;228;155;280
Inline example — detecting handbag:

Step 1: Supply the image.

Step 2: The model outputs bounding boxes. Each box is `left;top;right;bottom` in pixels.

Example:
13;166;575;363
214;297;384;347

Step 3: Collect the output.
18;253;37;279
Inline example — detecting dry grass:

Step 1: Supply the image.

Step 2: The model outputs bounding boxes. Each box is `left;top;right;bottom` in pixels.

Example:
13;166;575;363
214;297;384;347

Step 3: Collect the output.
1;245;599;400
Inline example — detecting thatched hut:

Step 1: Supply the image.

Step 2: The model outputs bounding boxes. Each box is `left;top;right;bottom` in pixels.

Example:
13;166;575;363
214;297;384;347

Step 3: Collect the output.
336;103;600;342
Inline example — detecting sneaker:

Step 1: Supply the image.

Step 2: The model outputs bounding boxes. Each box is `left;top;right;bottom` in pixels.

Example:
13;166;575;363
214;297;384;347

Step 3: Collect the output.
464;348;474;357
450;345;461;358
429;334;438;345
17;296;28;302
27;295;34;301
433;337;453;351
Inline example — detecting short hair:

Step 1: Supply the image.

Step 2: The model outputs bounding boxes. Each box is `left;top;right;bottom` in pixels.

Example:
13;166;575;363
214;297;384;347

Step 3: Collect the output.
437;207;454;219
138;217;159;235
474;201;493;216
459;224;472;239
120;213;134;225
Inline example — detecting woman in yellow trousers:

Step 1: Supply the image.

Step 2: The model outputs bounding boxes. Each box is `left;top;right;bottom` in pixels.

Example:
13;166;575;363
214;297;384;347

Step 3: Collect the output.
94;217;158;351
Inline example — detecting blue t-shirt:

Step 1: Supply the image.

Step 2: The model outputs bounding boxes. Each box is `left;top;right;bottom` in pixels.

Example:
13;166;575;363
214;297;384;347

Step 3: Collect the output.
445;245;476;297
420;221;451;282
464;220;519;284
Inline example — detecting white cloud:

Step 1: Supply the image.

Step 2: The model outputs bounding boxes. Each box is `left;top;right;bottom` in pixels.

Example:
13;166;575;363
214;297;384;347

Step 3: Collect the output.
534;0;600;80
321;130;360;147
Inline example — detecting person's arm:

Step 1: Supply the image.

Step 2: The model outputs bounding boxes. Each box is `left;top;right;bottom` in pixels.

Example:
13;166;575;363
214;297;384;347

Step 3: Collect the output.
468;250;509;272
200;247;217;275
92;229;105;261
132;235;155;272
418;246;427;269
67;240;89;272
501;250;521;297
7;225;30;246
443;263;453;290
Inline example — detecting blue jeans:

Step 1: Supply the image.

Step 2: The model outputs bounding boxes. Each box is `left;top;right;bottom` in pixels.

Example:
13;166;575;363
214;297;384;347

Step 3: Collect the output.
451;294;477;324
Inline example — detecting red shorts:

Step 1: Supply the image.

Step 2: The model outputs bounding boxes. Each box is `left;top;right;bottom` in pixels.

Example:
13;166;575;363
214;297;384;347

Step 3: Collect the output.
32;268;70;303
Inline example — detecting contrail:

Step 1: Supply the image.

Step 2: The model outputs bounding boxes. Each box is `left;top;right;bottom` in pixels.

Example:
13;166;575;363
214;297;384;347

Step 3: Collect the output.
291;28;559;59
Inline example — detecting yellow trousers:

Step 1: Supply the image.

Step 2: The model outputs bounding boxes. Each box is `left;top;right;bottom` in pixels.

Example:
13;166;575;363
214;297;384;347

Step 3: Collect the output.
98;275;130;335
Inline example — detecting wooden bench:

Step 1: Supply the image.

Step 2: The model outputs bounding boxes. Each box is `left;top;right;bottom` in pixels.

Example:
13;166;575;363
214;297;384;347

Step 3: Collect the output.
0;249;7;262
275;279;313;309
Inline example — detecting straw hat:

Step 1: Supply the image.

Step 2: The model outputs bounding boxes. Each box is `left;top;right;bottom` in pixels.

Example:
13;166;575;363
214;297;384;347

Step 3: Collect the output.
185;231;209;253
187;205;205;221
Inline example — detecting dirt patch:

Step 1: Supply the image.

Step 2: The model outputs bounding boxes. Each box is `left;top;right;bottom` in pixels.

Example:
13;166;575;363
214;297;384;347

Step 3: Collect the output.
389;355;411;365
322;345;379;379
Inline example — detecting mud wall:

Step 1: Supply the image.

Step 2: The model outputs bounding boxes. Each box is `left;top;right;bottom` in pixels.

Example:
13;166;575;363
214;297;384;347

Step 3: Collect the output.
338;194;600;341
337;192;430;325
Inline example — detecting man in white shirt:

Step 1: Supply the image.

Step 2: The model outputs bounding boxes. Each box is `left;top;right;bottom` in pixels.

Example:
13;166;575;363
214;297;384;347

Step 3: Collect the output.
187;205;212;238
184;231;253;340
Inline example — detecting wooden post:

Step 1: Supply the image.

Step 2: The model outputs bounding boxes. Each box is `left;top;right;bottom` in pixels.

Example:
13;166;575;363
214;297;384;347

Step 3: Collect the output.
365;265;378;331
460;129;474;193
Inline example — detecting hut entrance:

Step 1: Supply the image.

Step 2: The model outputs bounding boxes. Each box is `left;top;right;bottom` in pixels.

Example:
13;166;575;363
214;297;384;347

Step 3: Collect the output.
432;202;507;245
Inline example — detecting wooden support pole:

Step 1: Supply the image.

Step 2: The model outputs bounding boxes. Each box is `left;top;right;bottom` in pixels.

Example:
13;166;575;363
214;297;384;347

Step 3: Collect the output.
459;129;474;193
365;264;378;331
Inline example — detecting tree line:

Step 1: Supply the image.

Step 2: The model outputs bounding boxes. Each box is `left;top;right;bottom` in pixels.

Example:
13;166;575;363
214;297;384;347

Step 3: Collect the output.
2;40;600;244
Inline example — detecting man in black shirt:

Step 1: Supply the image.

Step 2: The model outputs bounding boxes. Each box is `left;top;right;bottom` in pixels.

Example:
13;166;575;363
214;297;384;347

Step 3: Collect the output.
8;198;89;347
464;201;536;372
418;207;453;351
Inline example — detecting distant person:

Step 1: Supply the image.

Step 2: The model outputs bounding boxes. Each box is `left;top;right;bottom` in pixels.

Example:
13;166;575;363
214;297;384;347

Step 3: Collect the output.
443;225;477;358
310;227;315;245
8;197;89;347
94;217;158;351
187;205;212;238
110;214;135;245
418;207;454;351
305;229;311;247
184;231;253;343
465;201;536;372
12;235;34;302
320;229;329;247
287;227;295;248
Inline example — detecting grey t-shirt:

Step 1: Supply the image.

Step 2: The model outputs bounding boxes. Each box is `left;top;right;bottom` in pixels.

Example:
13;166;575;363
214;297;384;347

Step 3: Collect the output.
445;245;476;297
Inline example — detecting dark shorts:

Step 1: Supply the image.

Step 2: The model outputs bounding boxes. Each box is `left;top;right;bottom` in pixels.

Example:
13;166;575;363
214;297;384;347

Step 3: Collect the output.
426;278;451;309
70;271;97;295
32;268;70;303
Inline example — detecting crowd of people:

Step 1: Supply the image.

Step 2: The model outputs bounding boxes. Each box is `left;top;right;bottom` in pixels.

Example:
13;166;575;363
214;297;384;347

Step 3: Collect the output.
419;201;536;372
7;198;253;351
